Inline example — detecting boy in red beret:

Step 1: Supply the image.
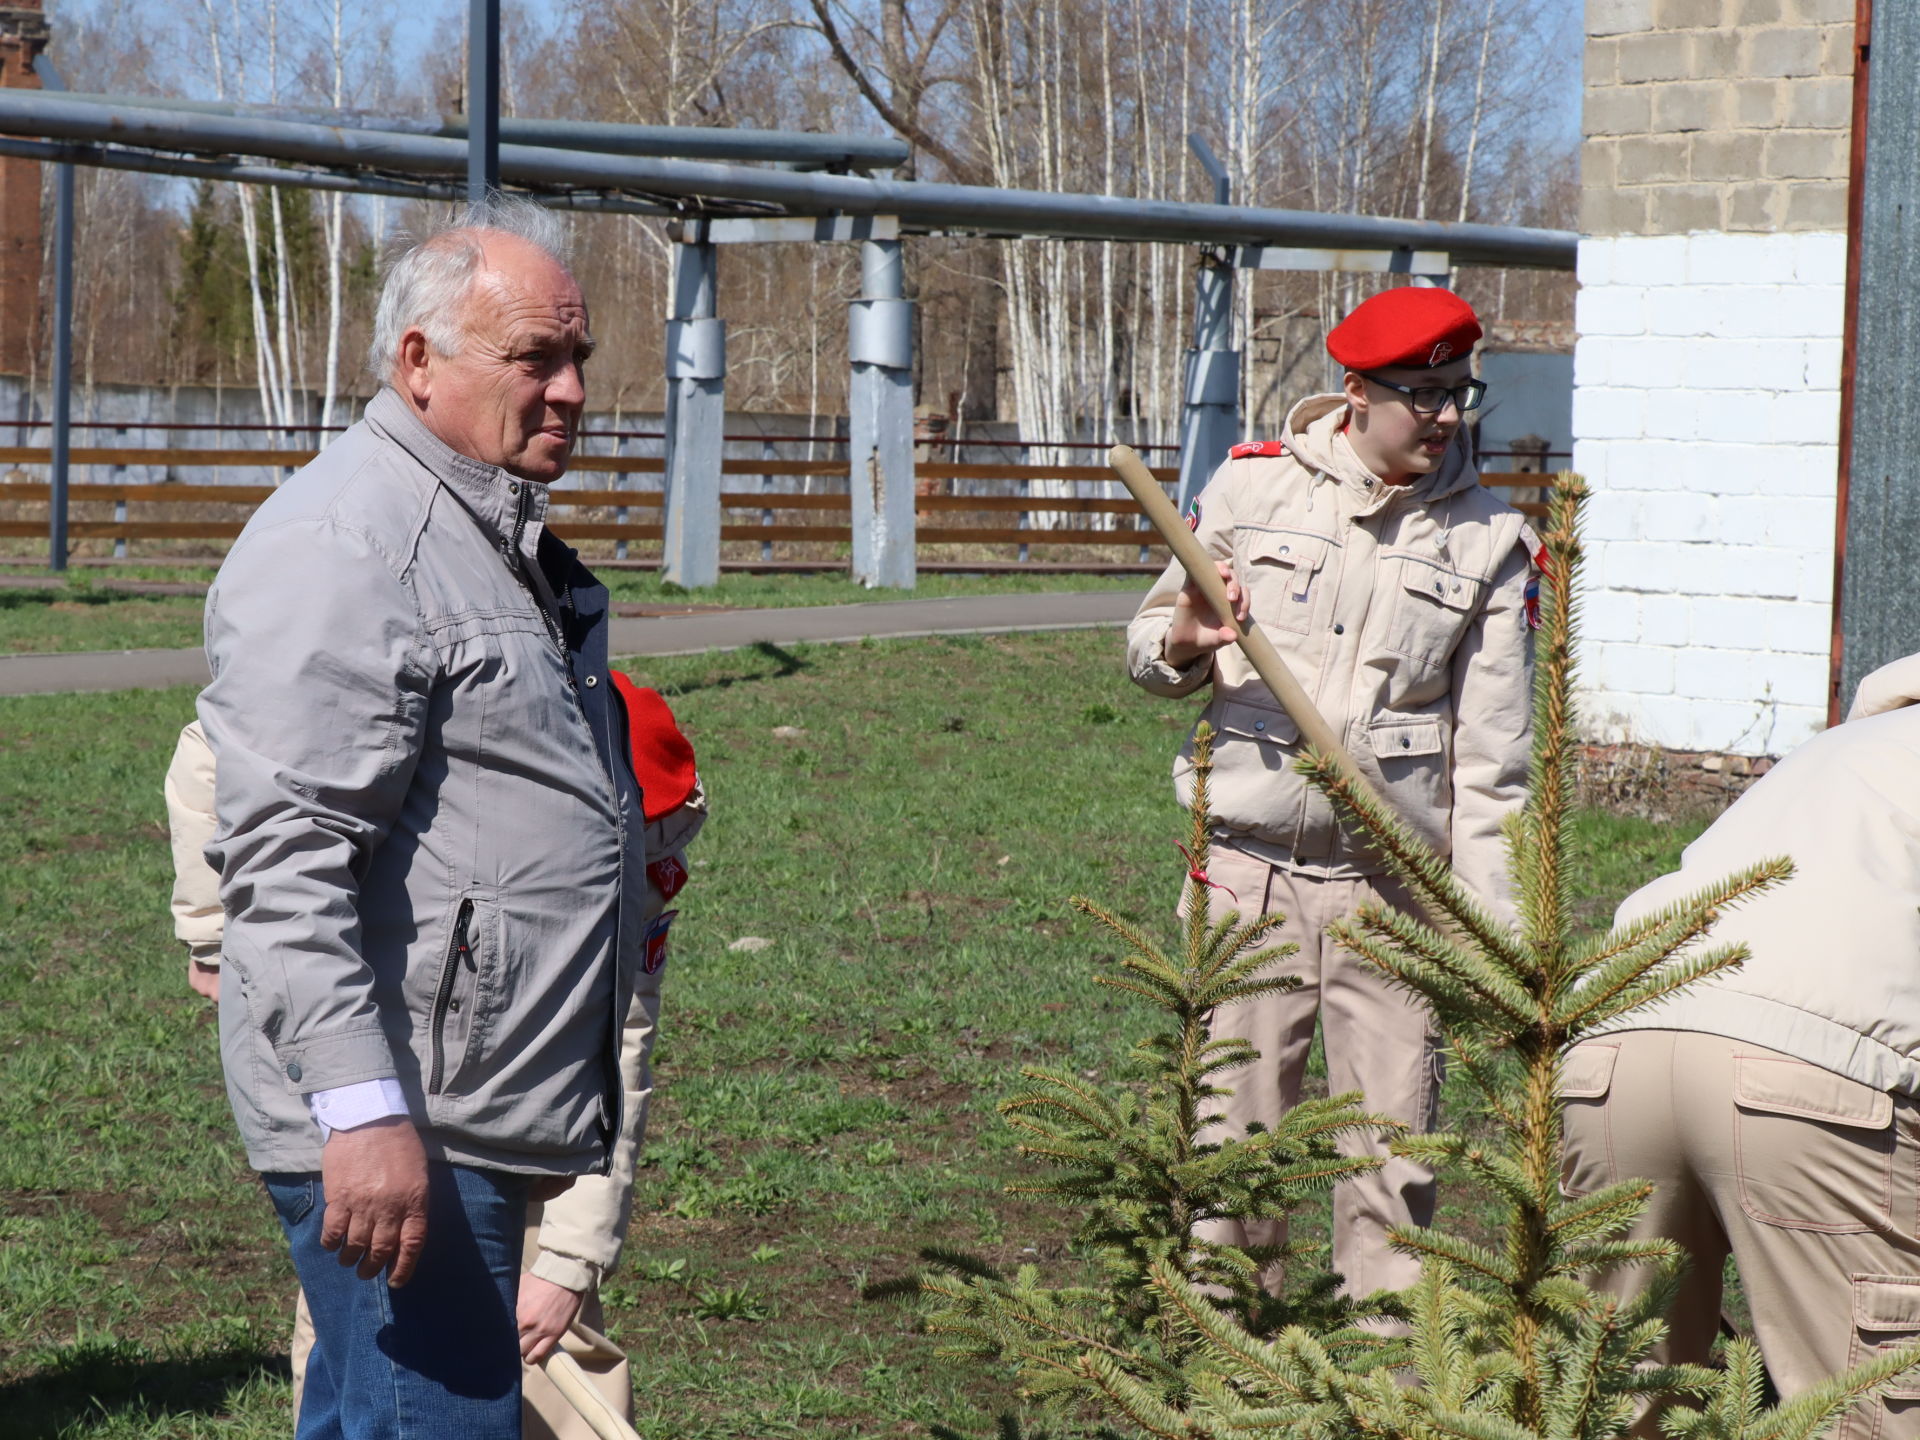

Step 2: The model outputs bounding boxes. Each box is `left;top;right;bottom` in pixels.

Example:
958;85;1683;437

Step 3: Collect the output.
1127;286;1537;1317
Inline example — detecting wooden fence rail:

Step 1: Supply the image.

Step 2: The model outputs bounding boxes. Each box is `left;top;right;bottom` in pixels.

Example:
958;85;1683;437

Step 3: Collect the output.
0;447;1546;554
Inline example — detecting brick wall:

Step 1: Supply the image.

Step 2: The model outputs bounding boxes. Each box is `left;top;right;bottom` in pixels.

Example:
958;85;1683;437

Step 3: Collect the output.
1573;0;1856;755
0;2;47;377
1573;232;1843;752
1584;0;1854;236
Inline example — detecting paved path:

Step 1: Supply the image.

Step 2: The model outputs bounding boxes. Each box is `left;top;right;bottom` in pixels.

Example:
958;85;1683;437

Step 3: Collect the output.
0;590;1139;697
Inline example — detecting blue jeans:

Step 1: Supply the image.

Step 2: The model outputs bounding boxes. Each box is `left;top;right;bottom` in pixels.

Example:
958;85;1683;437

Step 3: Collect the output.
264;1165;529;1440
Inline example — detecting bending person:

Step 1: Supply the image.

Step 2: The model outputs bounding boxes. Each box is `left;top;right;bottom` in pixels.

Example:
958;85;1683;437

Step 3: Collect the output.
1560;653;1920;1437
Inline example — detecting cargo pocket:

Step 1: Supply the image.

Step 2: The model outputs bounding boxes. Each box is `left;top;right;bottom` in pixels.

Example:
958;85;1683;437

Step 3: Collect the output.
1382;554;1486;670
1735;1056;1894;1232
1840;1274;1920;1440
1557;1042;1618;1198
1244;530;1331;636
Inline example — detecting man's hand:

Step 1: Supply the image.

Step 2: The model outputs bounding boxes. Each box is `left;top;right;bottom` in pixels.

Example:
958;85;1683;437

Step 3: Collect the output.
1164;560;1250;668
319;1116;430;1286
517;1273;586;1363
187;960;220;1001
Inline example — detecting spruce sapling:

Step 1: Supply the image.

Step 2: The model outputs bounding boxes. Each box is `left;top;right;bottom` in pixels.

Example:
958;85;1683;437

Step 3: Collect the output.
1088;475;1919;1440
876;722;1394;1436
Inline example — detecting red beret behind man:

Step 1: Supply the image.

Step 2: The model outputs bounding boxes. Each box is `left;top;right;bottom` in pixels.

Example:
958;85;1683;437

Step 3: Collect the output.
1325;286;1482;371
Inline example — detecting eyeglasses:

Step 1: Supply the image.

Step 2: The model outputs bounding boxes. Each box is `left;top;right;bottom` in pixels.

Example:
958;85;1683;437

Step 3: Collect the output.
1359;373;1488;415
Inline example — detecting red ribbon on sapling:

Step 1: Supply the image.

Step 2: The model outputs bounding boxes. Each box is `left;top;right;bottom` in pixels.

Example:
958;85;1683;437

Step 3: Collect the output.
1176;842;1239;904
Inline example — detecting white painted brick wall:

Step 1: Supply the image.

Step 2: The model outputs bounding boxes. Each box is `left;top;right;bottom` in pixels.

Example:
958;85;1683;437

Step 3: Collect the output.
1573;230;1846;754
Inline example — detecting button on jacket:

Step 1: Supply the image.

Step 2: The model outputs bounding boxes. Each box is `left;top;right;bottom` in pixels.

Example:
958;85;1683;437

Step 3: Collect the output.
199;387;646;1177
1127;393;1537;913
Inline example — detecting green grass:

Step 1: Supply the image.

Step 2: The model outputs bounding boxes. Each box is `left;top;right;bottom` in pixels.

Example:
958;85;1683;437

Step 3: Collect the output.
0;587;209;656
596;570;1147;610
0;630;1710;1437
0;569;1145;656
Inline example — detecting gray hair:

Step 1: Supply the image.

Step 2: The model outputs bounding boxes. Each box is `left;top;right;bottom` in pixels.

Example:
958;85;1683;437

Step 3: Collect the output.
368;195;575;380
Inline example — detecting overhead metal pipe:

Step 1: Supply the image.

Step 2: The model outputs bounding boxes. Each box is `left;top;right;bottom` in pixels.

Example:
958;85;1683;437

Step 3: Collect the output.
0;135;686;215
51;91;911;169
0;94;1577;269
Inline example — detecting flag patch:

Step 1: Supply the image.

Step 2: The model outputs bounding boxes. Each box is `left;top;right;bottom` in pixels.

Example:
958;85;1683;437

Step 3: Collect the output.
1524;544;1549;630
642;910;677;975
1184;498;1202;532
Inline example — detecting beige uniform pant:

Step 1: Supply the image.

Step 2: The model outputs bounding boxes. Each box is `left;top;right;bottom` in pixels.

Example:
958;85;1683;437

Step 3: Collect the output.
1190;848;1441;1301
289;1203;632;1439
1561;1029;1920;1440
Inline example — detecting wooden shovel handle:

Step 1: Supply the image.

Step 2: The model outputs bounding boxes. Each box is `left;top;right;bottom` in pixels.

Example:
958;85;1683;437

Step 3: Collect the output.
1106;444;1361;773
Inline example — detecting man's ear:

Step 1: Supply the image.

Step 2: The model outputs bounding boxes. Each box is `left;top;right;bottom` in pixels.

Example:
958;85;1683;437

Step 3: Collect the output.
397;329;433;405
1342;370;1368;415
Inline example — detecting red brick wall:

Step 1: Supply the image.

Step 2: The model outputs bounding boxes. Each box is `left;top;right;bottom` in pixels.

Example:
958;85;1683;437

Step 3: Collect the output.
0;2;48;377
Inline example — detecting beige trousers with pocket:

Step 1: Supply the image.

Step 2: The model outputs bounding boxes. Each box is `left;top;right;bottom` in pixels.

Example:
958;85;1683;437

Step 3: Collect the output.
1561;1029;1920;1440
1189;847;1442;1303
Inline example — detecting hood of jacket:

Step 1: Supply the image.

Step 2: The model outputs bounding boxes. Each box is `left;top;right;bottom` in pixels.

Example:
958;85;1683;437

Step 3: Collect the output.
1280;391;1482;509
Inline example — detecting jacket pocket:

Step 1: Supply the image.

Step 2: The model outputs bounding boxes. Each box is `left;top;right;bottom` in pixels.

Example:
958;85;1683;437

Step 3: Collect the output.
1735;1056;1894;1233
1366;714;1451;834
428;896;503;1099
1368;715;1445;760
1843;1274;1920;1433
1181;698;1305;845
1557;1041;1618;1198
1216;697;1300;748
1381;553;1487;670
1243;529;1332;636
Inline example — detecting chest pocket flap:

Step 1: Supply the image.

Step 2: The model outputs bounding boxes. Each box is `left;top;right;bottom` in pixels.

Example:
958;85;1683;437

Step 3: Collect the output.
1400;559;1483;613
1216;699;1300;746
1369;716;1445;759
1246;530;1330;575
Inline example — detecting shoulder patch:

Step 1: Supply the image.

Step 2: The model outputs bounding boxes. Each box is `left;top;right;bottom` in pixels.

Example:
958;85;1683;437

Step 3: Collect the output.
1229;441;1287;460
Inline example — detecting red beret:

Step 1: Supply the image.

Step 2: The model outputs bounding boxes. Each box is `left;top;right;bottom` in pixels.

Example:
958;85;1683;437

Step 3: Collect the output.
1326;287;1482;371
610;672;699;821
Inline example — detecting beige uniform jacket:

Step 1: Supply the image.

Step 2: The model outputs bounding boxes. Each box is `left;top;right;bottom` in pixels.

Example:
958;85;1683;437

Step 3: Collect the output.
166;720;707;1292
1127;394;1536;912
1595;665;1920;1099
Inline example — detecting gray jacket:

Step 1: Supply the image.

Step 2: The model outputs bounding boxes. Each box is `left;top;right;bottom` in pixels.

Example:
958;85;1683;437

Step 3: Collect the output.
200;388;646;1176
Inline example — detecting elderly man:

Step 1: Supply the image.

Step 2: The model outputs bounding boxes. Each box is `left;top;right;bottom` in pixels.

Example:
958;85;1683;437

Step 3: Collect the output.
198;198;645;1439
1128;286;1537;1307
168;683;706;1438
1560;654;1920;1437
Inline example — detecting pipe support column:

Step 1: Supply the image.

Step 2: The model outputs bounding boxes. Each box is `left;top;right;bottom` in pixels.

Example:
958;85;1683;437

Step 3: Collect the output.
1176;252;1240;513
662;235;724;588
847;237;916;589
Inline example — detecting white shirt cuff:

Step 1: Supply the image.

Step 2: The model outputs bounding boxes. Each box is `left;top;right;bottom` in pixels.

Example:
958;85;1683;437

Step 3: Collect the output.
307;1077;410;1140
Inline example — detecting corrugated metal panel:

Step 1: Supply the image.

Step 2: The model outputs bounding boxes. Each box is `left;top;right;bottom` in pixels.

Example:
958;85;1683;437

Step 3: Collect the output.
1842;3;1920;703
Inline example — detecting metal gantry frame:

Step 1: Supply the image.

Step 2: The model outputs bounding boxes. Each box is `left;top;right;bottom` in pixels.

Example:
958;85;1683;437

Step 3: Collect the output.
12;23;1575;586
33;55;72;572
